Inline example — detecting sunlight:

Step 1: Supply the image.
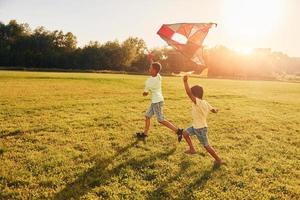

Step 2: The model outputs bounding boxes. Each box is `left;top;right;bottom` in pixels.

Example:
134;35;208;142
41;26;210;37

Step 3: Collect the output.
171;33;187;44
221;0;283;40
233;47;253;55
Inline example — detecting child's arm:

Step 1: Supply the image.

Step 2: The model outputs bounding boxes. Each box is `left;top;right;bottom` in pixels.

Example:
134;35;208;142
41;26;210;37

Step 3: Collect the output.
143;81;149;96
183;75;196;104
206;101;218;113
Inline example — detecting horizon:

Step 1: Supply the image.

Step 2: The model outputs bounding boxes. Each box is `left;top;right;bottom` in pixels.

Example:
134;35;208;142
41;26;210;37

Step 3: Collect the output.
1;0;299;57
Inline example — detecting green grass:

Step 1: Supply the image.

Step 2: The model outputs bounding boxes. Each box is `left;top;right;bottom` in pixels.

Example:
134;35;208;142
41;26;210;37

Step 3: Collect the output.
0;70;299;200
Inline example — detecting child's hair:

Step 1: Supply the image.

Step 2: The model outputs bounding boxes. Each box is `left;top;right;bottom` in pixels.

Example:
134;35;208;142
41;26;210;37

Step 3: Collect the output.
151;62;162;73
191;85;203;99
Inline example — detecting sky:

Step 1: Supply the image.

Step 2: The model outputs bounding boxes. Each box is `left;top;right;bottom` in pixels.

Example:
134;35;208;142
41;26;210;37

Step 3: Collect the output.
0;0;299;57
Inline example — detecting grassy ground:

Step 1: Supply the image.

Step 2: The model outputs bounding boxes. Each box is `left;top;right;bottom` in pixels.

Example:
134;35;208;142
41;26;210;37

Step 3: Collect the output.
0;70;299;200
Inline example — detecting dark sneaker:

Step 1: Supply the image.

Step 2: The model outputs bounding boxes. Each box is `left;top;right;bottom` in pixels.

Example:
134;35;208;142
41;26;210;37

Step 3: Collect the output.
136;132;148;140
136;132;142;137
176;129;183;142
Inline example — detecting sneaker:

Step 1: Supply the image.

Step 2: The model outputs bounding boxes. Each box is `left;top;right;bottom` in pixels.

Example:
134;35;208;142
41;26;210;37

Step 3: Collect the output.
136;132;148;140
176;129;183;142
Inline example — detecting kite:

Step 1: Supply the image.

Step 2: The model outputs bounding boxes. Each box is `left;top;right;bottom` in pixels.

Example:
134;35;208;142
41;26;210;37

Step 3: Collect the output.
157;23;217;66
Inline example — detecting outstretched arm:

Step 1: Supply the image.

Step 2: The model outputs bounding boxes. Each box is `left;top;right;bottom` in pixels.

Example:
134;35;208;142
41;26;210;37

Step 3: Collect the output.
183;75;196;104
206;102;218;113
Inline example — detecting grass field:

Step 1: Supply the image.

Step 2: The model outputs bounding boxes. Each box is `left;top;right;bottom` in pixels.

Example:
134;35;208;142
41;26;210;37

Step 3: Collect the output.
0;70;299;200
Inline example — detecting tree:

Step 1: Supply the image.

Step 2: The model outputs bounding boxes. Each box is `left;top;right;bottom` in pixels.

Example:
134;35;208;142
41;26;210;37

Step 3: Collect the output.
121;37;147;70
0;20;30;66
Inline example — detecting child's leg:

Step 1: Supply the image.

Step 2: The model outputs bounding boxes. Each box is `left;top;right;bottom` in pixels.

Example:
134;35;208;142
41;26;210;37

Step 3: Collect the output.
144;116;150;136
195;127;222;163
154;102;180;133
153;102;182;141
204;145;222;163
183;130;196;154
143;103;154;136
159;120;183;142
159;120;178;132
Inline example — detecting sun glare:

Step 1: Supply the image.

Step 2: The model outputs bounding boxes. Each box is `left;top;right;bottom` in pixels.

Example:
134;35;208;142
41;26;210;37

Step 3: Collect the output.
233;47;253;55
221;0;283;40
171;33;187;44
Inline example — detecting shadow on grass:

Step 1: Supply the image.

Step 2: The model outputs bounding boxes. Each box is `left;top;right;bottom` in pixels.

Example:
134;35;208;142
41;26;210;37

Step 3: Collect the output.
146;158;191;199
53;139;176;200
145;157;222;200
0;129;24;139
179;165;221;200
0;147;6;155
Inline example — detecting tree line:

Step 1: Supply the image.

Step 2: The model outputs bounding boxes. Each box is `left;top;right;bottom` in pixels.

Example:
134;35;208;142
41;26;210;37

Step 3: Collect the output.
1;20;299;78
0;20;149;72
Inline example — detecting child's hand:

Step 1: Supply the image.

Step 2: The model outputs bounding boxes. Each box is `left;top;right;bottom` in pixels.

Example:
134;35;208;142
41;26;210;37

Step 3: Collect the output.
183;75;188;82
143;92;148;96
211;108;219;113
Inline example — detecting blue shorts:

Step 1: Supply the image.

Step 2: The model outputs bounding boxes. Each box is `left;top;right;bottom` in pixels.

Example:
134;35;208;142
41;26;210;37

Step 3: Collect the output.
145;101;164;122
186;126;209;146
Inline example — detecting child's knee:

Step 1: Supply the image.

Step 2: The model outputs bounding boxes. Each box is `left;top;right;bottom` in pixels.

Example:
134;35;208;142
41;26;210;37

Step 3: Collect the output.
158;119;165;123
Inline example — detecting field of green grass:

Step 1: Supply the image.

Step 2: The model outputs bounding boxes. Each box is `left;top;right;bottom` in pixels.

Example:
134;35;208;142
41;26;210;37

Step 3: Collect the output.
0;70;299;200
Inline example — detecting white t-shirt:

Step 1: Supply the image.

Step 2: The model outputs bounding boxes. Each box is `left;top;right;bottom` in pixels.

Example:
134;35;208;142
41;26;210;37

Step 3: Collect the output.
144;74;164;103
192;98;213;128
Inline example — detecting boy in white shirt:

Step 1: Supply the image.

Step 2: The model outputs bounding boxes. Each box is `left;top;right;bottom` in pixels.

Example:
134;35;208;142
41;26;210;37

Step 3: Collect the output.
182;75;224;165
136;62;183;141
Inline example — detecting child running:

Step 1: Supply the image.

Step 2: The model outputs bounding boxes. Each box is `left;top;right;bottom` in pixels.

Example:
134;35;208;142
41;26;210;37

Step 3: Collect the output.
182;75;224;165
136;62;183;141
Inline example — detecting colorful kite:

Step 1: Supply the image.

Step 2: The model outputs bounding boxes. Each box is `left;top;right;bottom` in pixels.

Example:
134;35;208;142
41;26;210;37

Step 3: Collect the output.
157;23;217;66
